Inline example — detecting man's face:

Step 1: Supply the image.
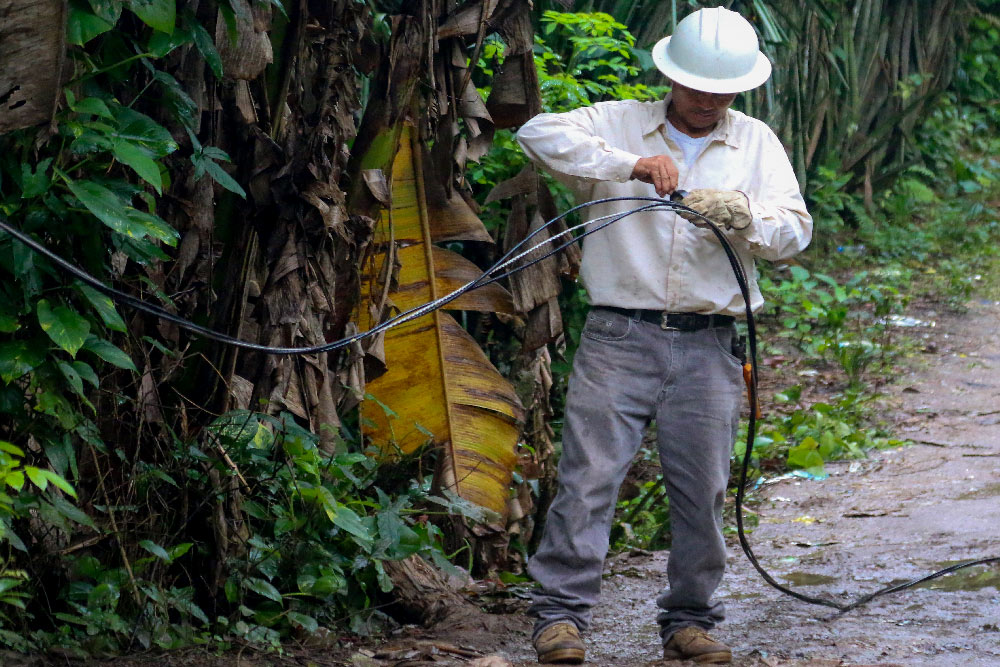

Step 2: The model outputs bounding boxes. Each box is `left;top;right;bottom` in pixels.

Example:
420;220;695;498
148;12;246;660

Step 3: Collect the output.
668;82;738;136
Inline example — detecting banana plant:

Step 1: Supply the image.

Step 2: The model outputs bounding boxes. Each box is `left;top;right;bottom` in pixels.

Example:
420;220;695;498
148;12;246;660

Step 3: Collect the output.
359;127;524;520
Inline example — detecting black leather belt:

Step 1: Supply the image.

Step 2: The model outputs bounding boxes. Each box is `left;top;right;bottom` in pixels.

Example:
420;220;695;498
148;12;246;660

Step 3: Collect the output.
597;306;735;331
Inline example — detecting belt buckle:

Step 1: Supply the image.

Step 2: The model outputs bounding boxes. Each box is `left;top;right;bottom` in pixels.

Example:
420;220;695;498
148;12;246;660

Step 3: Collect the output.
660;312;679;331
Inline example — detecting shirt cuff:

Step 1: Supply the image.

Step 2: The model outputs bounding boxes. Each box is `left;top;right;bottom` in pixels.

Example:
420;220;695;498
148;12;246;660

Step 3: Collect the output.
737;197;767;247
604;148;642;183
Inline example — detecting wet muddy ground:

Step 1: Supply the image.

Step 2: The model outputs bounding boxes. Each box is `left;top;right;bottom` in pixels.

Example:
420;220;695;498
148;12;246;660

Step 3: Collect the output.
423;299;1000;667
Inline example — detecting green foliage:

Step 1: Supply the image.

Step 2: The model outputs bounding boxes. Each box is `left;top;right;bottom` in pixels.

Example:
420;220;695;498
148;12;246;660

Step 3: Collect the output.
955;11;1000;117
736;388;907;480
203;411;465;641
533;11;667;112
757;266;905;386
0;0;472;656
12;414;466;654
1;7;203;630
803;160;870;243
0;441;79;553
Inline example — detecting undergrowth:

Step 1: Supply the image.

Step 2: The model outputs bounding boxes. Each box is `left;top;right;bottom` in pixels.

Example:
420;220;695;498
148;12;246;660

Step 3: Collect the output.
0;0;478;656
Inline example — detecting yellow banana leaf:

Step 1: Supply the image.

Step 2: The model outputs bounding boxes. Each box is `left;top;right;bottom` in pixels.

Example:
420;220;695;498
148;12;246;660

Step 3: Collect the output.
359;127;523;518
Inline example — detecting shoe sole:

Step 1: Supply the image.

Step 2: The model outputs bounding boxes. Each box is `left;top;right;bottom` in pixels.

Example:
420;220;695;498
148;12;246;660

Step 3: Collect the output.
662;649;732;664
537;647;585;664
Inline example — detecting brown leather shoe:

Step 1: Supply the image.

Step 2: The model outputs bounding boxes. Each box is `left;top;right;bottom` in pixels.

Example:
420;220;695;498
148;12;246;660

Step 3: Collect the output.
533;621;585;664
663;626;731;664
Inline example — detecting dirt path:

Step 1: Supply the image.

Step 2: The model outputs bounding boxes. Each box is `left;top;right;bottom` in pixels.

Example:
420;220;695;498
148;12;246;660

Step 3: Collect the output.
414;299;1000;667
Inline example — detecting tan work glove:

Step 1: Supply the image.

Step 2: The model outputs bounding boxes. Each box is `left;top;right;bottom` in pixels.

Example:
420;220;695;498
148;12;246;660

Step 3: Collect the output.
677;189;752;231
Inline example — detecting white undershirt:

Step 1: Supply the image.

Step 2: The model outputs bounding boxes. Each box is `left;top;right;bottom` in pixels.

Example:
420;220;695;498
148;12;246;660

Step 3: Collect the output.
666;119;711;168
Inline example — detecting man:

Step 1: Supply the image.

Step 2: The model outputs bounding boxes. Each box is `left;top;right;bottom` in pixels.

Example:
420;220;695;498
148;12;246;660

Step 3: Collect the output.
516;7;812;665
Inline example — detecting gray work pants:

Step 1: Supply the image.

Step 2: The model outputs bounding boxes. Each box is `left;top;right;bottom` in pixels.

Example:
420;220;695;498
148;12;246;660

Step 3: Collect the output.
528;307;743;645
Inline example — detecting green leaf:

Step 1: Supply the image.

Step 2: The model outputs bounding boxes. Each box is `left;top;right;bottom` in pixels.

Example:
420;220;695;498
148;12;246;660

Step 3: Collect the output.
35;389;78;430
148;25;192;57
153;71;198;129
139;539;170;560
5;471;25;492
787;437;825;471
111;140;163;193
129;0;175;34
77;284;127;333
217;2;239;46
374;560;393;593
287;611;319;634
330;502;374;547
37;300;90;357
0;314;19;333
57;361;85;399
179;598;210;625
0;341;46;383
42;436;74;479
82;336;137;372
168;542;193;561
125;209;180;245
24;466;48;492
192;154;246;198
87;0;123;23
50;494;96;528
262;0;287;17
247;578;283;603
64;178;134;234
40;469;78;498
188;16;223;78
68;0;115;45
0;442;25;457
21;159;53;199
64;177;178;244
4;528;27;552
306;574;345;597
112;107;177;158
72;360;100;388
224;578;237;603
69;95;114;119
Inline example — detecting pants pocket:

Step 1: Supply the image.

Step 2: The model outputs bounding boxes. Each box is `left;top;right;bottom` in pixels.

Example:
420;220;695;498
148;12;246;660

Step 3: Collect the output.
710;325;744;369
582;309;633;342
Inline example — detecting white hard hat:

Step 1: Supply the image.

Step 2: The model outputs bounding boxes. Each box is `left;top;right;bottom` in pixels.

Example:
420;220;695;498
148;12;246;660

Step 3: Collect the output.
651;7;771;94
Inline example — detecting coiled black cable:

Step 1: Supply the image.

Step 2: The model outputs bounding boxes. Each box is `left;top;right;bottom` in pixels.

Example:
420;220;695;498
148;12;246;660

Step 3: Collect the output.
1;199;997;613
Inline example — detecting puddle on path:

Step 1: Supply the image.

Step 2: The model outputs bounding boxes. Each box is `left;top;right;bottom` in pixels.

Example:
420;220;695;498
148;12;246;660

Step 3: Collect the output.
725;592;764;600
890;562;1000;592
778;572;839;587
916;562;1000;592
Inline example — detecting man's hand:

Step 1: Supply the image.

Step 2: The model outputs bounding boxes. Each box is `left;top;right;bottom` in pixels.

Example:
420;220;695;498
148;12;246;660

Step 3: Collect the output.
630;155;678;197
677;189;752;230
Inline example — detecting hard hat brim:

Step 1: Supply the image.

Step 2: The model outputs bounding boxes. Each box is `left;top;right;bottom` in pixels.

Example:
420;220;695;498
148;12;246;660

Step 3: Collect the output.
651;35;772;94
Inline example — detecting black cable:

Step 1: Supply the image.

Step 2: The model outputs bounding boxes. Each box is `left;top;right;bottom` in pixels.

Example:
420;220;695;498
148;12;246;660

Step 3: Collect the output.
0;198;678;357
2;200;998;612
693;211;1000;613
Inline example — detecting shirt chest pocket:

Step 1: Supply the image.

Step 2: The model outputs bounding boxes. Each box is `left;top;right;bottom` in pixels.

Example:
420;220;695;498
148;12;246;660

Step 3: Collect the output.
683;147;751;192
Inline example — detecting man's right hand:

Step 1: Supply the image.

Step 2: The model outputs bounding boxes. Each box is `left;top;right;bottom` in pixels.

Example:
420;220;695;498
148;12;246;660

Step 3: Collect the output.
630;155;679;198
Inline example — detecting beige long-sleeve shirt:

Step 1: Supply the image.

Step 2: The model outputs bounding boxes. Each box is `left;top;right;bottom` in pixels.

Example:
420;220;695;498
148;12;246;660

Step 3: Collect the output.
515;95;812;315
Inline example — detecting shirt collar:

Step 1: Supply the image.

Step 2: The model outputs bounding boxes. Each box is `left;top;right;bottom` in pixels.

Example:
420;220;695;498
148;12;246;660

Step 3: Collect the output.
643;93;740;148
